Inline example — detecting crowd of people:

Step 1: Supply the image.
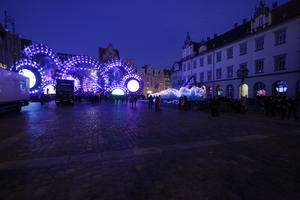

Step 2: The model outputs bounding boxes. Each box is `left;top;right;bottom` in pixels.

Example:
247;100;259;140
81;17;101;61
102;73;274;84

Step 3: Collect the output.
148;95;162;111
147;95;299;121
263;96;298;121
37;90;299;121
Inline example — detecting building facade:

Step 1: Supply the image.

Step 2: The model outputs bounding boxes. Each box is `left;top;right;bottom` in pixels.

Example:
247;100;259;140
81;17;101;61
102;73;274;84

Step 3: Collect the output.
0;23;32;70
137;64;171;97
172;0;300;99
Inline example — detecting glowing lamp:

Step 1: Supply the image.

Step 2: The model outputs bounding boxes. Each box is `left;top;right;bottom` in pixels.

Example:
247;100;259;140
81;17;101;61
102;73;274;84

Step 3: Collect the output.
19;69;36;88
127;79;140;92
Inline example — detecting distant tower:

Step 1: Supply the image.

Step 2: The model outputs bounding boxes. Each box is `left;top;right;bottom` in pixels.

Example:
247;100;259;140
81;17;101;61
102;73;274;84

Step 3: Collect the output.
4;10;15;33
98;43;120;63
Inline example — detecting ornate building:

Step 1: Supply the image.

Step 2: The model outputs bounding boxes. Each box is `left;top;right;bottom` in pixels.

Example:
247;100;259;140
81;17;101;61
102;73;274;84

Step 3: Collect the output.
99;43;120;63
137;64;171;97
172;0;300;99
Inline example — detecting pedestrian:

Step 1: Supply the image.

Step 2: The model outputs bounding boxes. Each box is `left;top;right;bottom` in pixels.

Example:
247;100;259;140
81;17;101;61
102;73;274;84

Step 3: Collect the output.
148;95;154;110
133;95;138;108
178;97;184;110
130;95;134;108
280;97;288;120
240;97;248;114
155;96;162;111
209;97;220;117
287;98;298;121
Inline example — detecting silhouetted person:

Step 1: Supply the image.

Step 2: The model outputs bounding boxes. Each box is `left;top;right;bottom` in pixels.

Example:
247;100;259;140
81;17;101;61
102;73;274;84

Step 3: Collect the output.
287;98;298;121
280;97;288;120
148;95;154;110
133;95;138;108
209;97;220;117
155;96;162;111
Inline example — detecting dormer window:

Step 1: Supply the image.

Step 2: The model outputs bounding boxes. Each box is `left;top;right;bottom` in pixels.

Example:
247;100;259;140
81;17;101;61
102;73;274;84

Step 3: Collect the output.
251;1;272;33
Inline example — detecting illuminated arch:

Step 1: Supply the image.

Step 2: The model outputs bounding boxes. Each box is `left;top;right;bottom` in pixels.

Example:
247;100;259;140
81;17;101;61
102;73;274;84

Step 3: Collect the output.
57;56;102;93
58;56;101;78
99;59;134;76
121;74;143;95
100;59;142;93
22;43;62;69
12;59;46;92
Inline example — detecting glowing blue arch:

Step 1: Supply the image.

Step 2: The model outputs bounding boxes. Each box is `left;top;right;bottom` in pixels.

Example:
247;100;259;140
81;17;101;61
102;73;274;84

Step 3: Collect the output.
100;59;143;93
11;59;46;93
22;43;62;69
57;56;102;93
99;59;134;77
121;74;143;95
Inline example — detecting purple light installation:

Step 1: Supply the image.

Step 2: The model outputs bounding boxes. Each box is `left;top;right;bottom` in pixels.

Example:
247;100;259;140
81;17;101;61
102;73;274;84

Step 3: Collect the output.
58;56;101;93
22;44;62;69
121;74;143;95
12;44;144;95
12;59;47;93
100;60;143;95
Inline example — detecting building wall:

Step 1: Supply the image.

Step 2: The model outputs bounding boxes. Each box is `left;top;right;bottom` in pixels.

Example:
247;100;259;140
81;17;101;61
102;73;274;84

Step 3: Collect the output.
177;16;300;99
0;29;22;69
137;65;171;97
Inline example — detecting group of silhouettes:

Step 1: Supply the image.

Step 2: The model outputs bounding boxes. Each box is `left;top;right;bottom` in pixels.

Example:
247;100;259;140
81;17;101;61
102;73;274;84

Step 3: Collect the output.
147;95;162;111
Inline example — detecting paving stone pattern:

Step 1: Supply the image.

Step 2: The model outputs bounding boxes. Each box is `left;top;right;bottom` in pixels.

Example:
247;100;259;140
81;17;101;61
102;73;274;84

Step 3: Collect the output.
0;102;299;200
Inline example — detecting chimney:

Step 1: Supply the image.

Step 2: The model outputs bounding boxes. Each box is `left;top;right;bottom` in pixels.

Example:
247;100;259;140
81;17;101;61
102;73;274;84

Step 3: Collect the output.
214;33;218;38
234;23;238;28
242;18;247;24
272;2;278;9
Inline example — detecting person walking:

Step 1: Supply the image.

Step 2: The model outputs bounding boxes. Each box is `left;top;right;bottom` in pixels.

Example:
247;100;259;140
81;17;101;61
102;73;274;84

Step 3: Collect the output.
287;98;298;121
148;95;154;110
155;96;162;111
280;97;288;120
130;95;134;108
133;95;138;108
209;97;220;117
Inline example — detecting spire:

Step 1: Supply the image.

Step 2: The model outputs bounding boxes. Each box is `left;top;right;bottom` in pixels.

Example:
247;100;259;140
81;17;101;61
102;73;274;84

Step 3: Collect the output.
254;0;269;17
186;32;191;42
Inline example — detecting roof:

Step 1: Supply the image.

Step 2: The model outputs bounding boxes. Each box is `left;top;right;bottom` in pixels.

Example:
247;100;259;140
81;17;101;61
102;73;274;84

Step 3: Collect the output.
180;0;300;62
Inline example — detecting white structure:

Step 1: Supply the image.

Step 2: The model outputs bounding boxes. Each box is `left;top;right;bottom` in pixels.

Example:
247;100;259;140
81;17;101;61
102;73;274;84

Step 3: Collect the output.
171;0;300;99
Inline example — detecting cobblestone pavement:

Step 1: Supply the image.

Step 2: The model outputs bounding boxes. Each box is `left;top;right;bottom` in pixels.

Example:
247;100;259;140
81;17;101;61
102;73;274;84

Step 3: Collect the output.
0;101;299;200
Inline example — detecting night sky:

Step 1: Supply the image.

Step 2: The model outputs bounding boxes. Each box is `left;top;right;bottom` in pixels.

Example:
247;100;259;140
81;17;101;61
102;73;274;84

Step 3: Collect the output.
1;0;286;69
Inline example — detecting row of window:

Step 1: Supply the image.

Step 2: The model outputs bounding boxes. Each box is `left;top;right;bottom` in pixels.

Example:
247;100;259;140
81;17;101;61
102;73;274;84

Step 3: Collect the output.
184;54;287;82
182;29;287;71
